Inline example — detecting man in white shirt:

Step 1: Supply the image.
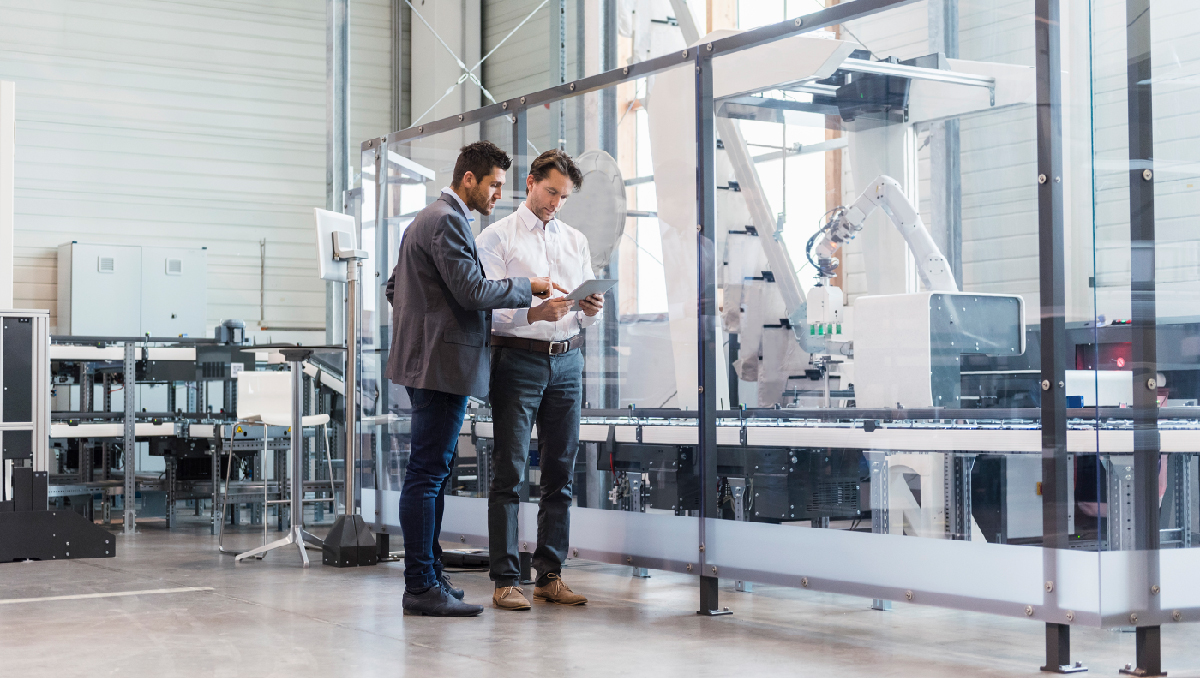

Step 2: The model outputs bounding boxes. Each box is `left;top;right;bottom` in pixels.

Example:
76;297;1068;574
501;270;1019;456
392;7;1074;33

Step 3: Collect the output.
476;150;604;611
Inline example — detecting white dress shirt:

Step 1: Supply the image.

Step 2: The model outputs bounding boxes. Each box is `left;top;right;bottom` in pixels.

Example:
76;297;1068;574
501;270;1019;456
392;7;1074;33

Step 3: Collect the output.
476;202;599;341
440;186;474;223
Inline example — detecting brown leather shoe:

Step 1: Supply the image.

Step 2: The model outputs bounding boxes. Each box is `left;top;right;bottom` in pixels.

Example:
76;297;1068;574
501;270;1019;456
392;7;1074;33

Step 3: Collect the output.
493;585;531;611
533;573;587;606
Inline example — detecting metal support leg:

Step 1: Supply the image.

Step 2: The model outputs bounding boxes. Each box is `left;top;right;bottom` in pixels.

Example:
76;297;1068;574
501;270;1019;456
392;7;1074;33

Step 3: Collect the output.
165;456;177;529
1042;623;1086;673
122;342;137;534
628;473;650;578
210;438;220;535
730;479;751;592
519;551;534;585
868;451;892;610
697;574;730;616
1121;626;1165;677
949;454;976;540
1105;455;1136;551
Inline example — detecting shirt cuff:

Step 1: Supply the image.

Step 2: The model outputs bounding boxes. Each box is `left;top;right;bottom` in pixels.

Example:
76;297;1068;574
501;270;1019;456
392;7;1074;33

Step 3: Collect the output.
511;307;532;328
577;310;600;330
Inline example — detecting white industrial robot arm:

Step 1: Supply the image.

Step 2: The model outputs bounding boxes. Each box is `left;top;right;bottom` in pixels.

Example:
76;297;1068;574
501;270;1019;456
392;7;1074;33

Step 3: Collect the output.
810;175;959;292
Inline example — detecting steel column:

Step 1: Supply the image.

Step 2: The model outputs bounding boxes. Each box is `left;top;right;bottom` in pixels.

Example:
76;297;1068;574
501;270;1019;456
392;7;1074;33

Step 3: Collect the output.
512;110;528;205
597;0;619;412
1034;0;1081;672
122;343;136;534
695;49;728;617
929;0;962;289
327;0;350;213
1122;0;1163;674
345;260;361;513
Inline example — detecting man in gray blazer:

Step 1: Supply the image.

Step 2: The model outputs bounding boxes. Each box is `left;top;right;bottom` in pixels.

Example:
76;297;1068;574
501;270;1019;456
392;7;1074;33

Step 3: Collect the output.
385;140;560;617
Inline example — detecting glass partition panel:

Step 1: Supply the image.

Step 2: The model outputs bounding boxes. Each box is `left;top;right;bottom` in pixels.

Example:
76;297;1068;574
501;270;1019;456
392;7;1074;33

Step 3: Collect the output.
1087;0;1200;627
363;125;487;514
360;71;706;574
701;0;1084;622
488;71;701;540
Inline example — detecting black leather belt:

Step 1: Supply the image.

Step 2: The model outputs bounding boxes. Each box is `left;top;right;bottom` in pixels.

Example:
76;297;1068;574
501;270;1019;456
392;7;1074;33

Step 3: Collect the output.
490;333;584;355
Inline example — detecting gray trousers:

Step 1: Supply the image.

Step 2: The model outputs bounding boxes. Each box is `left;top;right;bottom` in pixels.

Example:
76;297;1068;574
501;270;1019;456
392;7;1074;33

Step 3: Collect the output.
487;345;582;587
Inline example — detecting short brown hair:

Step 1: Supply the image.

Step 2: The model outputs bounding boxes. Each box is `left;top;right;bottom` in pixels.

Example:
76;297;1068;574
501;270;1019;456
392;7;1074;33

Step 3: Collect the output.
452;140;512;187
528;149;583;188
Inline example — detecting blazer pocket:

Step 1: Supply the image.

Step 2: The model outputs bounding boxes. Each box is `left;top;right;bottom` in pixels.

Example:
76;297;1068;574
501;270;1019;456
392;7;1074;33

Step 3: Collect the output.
443;329;485;347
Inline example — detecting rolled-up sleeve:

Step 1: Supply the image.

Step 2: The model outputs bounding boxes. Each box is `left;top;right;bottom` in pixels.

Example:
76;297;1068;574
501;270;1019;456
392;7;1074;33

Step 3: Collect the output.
476;226;531;331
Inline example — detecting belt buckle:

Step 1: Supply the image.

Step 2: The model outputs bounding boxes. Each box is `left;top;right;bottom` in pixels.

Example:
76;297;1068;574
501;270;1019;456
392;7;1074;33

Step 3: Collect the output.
548;340;567;355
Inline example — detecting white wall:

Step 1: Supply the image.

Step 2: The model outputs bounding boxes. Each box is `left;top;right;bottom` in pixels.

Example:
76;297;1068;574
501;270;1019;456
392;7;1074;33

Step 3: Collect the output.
1090;0;1200;321
0;80;12;309
0;0;390;333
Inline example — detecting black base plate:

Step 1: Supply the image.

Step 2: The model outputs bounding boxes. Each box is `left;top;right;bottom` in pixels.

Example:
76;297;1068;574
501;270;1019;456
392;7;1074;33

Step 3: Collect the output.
0;510;115;562
322;514;378;567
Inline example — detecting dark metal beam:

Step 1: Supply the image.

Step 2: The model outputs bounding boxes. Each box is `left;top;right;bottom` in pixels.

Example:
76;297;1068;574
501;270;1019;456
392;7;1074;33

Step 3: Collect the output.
1034;0;1082;673
1122;0;1163;674
383;0;920;144
695;50;728;618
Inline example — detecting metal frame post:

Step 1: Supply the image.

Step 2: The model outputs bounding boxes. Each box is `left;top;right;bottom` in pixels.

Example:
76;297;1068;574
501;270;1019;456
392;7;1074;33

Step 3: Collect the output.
869;450;892;610
1034;0;1083;672
327;0;350;213
345;259;361;512
512;110;528;205
122;342;136;534
1121;0;1163;674
695;49;728;617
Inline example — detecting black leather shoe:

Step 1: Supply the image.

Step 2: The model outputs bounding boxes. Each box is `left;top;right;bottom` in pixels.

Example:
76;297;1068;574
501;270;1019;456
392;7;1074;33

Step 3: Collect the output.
402;585;483;617
438;573;465;600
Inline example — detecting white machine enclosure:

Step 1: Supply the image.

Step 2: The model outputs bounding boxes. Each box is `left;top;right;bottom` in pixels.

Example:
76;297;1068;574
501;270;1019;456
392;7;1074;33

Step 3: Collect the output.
1065;369;1134;407
140;246;207;337
57;241;207;336
57;242;141;336
853;292;1025;409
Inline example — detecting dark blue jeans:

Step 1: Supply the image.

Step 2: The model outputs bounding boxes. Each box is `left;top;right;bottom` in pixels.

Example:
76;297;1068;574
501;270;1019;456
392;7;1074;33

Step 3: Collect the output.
488;346;583;587
400;386;468;592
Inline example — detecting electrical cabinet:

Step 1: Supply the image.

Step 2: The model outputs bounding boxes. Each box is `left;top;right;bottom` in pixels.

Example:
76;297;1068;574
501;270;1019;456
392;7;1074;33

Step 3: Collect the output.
57;242;207;337
0;310;48;505
140;246;207;337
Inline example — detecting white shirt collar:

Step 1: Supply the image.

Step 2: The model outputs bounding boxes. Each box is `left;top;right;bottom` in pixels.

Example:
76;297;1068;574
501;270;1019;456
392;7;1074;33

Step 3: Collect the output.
516;202;557;233
440;187;475;223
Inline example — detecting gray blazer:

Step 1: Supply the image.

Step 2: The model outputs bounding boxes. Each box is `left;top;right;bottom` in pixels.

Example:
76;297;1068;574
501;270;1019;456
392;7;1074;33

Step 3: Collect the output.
385;193;532;398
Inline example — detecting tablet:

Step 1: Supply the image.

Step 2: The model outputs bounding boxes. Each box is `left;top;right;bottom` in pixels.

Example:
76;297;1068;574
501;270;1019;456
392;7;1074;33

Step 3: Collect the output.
563;279;617;301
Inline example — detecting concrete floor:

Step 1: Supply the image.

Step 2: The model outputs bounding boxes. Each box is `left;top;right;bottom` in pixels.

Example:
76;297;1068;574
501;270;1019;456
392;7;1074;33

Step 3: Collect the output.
4;519;1200;678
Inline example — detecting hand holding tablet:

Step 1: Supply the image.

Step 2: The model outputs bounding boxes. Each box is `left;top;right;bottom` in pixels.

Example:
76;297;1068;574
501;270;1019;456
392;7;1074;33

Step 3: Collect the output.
562;279;617;312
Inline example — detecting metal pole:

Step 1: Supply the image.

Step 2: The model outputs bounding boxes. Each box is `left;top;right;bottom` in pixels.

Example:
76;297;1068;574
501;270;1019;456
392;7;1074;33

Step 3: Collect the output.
1123;0;1162;674
1033;0;1081;672
695;49;728;617
327;0;350;213
345;258;360;514
513;110;528;204
291;359;305;538
122;342;136;534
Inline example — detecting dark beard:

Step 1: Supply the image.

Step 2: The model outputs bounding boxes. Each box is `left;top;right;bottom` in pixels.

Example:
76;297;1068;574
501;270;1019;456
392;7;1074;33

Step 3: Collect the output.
467;185;493;215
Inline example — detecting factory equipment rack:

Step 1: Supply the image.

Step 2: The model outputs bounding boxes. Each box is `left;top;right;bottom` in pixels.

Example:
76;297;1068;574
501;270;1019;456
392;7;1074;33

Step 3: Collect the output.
47;334;348;536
